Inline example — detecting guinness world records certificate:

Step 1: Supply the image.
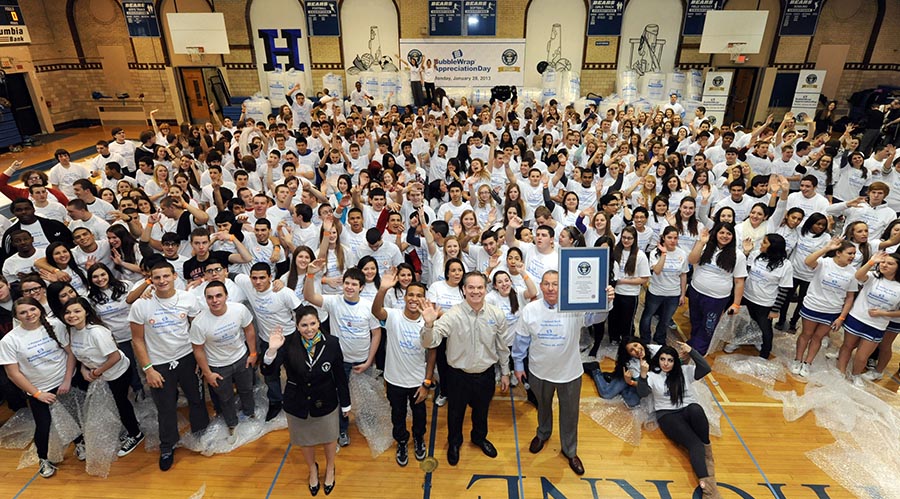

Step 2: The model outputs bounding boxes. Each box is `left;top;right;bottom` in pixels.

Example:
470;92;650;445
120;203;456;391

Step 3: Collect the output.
558;247;609;312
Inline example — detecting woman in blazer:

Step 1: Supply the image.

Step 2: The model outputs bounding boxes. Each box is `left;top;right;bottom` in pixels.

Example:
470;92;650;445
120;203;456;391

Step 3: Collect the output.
262;305;350;497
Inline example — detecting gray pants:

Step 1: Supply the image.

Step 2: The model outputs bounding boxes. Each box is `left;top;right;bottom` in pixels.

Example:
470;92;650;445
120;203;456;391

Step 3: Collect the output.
530;374;582;458
149;353;209;453
209;353;256;427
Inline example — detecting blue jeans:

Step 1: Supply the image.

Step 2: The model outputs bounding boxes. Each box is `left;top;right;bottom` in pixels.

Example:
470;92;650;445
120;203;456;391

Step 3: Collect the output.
590;369;640;407
341;361;364;434
640;291;680;344
259;339;283;405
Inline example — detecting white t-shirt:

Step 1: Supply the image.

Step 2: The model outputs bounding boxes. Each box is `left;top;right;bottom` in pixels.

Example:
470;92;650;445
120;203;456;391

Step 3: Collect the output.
69;215;111;241
786;192;830;222
2;248;44;283
691;248;748;299
789;233;830;281
0;321;70;392
189;303;254;367
234;274;302;341
520;244;559;282
49;163;91;198
69;324;128;381
849;272;900;330
127;290;203;365
383;308;427;389
646;364;700;412
613;249;651;296
518;301;583;383
802;258;858;314
425;280;464;312
486;289;525;341
648;247;689;297
18;220;51;250
320;295;380;363
92;288;133;342
743;251;794;308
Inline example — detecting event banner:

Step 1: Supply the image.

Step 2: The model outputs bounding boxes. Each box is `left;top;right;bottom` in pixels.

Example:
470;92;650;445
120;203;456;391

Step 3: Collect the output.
790;69;826;123
701;71;733;127
399;39;525;87
123;0;160;37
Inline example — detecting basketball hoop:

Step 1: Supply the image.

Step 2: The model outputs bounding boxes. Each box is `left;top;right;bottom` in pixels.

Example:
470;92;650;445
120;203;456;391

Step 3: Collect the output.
186;46;205;63
727;42;747;63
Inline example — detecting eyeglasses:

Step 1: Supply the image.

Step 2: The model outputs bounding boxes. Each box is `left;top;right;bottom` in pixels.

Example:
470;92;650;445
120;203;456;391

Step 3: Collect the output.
205;267;225;274
21;287;45;295
162;242;178;247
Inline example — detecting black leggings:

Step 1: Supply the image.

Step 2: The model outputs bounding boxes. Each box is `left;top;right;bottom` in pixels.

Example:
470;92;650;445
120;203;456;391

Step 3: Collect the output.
657;404;710;478
27;387;84;460
743;298;774;359
779;278;810;327
608;293;639;340
107;370;141;437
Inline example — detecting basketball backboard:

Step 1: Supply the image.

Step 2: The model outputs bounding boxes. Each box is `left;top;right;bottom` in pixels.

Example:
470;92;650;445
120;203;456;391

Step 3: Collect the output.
699;10;768;54
167;13;230;54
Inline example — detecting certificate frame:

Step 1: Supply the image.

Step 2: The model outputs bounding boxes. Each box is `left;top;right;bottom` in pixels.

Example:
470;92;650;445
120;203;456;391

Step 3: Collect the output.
558;247;609;312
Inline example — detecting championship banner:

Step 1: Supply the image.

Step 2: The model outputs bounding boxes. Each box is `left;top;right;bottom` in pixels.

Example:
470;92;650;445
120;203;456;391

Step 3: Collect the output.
701;71;733;127
400;39;525;87
790;70;826;123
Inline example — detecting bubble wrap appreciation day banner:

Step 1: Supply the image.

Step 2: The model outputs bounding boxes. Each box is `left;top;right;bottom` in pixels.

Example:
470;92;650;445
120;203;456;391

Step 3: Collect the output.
400;39;525;87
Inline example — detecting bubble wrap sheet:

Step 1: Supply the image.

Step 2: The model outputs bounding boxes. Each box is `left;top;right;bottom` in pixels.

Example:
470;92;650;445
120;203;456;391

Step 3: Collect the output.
82;381;123;477
0;409;35;449
188;483;207;499
348;368;393;457
691;380;722;438
713;354;786;391
180;384;286;456
708;309;762;354
764;370;900;498
18;389;85;469
580;397;656;446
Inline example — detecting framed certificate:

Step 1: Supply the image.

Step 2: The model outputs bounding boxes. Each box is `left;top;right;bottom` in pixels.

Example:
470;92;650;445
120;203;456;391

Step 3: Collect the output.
558;247;609;312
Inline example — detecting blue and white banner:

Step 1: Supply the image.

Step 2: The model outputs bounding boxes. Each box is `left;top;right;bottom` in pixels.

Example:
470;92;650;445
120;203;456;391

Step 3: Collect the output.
463;0;496;36
790;70;826;122
683;0;723;36
306;0;340;37
429;0;463;36
780;0;823;36
400;39;525;87
702;71;733;127
587;0;624;36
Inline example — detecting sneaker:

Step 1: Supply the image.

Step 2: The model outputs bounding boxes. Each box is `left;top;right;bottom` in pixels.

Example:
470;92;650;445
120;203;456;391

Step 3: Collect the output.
39;458;57;478
825;351;838;360
790;360;802;375
396;442;409;467
434;395;447;407
117;432;144;457
159;451;174;471
798;362;810;378
850;375;866;389
862;370;883;381
227;427;237;445
338;432;350;447
75;442;86;461
414;438;427;461
866;358;877;371
787;323;798;335
821;336;830;349
774;321;786;331
723;343;739;353
509;375;518;387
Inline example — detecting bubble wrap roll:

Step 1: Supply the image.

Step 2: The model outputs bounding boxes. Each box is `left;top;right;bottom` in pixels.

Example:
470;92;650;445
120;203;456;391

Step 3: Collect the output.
713;354;785;390
691;381;722;437
348;368;394;458
580;398;644;446
708;308;762;354
0;409;36;449
83;381;124;477
18;389;86;469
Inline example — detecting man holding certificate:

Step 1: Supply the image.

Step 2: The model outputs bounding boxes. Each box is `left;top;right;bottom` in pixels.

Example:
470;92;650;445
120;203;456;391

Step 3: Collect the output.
513;270;614;475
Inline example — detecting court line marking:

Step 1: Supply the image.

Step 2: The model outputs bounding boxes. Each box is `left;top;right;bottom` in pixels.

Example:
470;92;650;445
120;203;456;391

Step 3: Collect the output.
422;400;440;499
264;443;292;499
496;394;778;408
705;373;732;403
508;389;525;499
706;378;779;498
11;471;39;499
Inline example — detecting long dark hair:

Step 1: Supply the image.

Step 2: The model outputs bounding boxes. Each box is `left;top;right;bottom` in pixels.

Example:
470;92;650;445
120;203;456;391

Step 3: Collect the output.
699;222;737;273
356;255;381;288
286;245;317;290
87;263;128;304
651;345;686;407
61;296;107;333
107;224;139;272
393;263;416;300
613;226;640;275
46;282;79;320
758;234;788;272
615;336;648;380
801;213;828;237
654;226;679;258
14;297;63;350
44;242;89;290
491;270;520;315
674;197;699;236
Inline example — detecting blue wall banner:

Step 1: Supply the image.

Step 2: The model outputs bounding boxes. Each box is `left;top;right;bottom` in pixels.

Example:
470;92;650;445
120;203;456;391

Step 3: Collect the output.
0;0;29;44
587;0;624;36
683;0;723;36
779;0;823;36
306;0;340;37
429;0;463;36
122;1;160;38
463;0;496;36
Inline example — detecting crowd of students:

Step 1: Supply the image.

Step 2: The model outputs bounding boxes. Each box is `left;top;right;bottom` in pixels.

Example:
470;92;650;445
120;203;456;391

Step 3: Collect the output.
1;85;899;498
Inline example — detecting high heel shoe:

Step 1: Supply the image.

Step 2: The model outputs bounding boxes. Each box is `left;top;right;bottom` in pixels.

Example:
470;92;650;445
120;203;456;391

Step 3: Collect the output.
309;462;320;496
323;464;335;495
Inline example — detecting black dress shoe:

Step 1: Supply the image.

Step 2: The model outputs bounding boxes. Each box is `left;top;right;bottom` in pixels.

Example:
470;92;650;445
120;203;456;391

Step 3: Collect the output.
582;361;600;374
474;439;497;458
567;455;585;475
447;444;460;465
323;465;334;495
529;436;546;454
309;462;320;496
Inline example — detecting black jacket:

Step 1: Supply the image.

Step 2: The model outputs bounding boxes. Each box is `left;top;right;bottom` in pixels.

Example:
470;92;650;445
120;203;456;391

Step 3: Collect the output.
0;217;74;267
261;333;351;419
